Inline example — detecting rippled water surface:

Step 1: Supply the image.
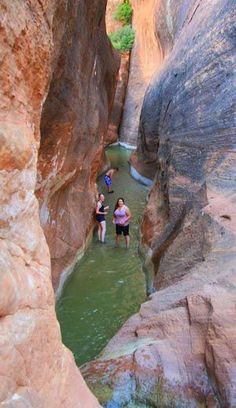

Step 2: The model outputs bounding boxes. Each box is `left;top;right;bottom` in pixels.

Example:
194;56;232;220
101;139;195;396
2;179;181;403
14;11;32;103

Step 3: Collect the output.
56;146;148;366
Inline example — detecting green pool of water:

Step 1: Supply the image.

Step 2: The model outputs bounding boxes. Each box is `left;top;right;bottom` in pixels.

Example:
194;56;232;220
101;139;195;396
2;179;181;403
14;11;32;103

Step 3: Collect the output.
56;146;148;366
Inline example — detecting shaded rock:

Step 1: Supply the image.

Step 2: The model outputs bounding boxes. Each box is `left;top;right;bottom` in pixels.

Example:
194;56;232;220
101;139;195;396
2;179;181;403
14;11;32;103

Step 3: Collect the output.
135;0;236;288
0;0;117;406
105;1;130;146
81;1;236;407
36;0;119;291
106;52;130;145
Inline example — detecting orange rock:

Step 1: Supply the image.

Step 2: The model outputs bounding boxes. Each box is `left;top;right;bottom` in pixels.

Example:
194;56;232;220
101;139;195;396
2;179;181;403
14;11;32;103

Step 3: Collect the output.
119;0;163;147
0;0;118;406
82;0;236;406
36;1;119;291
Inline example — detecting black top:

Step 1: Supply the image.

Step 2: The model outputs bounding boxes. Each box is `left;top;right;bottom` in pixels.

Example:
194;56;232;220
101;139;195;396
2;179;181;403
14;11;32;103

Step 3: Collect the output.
96;204;105;222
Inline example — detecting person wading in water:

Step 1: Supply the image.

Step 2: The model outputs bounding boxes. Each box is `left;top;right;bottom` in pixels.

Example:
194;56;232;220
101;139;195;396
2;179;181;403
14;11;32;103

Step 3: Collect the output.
104;168;119;193
112;197;131;248
95;193;109;243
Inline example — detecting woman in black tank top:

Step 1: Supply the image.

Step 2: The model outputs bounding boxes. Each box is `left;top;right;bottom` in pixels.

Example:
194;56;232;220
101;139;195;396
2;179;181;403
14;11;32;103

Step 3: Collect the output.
95;203;105;222
95;193;109;243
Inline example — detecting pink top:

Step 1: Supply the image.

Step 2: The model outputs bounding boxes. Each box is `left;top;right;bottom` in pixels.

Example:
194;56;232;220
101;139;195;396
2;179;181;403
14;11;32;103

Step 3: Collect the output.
114;206;129;226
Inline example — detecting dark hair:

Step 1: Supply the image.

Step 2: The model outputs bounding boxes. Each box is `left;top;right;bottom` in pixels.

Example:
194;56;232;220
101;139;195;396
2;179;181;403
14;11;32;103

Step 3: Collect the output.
114;197;125;212
115;167;119;171
98;193;104;199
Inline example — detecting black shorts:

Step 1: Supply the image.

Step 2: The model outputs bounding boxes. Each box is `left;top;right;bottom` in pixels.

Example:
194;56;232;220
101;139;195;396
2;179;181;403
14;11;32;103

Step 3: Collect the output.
95;214;105;223
116;224;129;236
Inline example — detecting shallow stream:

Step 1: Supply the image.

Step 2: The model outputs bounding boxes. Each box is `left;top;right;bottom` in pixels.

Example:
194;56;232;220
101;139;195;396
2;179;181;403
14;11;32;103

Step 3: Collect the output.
56;146;148;366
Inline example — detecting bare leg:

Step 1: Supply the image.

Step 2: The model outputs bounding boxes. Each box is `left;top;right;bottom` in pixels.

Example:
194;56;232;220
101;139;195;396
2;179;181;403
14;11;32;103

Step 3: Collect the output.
100;221;106;243
115;235;120;247
125;235;130;249
98;224;101;241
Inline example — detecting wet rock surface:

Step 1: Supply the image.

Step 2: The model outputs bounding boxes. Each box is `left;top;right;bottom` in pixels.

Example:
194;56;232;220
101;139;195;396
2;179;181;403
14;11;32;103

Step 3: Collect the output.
82;0;236;406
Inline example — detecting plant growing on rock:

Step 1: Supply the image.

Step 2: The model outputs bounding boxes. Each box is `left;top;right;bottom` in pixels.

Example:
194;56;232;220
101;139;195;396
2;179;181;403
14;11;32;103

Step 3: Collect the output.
109;25;135;52
113;0;133;25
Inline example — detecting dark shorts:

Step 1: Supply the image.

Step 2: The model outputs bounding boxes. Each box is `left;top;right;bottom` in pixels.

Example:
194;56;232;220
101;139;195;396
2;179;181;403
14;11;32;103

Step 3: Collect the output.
116;224;129;236
96;214;105;223
104;175;112;186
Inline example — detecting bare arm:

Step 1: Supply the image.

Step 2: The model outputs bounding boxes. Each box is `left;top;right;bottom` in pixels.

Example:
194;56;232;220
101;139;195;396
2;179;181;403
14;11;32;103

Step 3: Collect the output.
106;169;112;178
96;202;108;215
125;206;131;221
96;203;103;215
106;169;116;178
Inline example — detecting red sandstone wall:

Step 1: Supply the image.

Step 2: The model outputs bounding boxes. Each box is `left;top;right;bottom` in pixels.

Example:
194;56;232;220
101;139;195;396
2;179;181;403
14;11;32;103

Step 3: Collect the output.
81;1;236;406
36;0;119;290
105;52;130;145
0;0;118;406
119;0;163;146
105;0;130;146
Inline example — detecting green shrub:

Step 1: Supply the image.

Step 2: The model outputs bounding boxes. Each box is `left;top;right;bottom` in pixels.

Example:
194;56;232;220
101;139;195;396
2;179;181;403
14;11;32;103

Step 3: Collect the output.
113;0;133;25
109;25;135;51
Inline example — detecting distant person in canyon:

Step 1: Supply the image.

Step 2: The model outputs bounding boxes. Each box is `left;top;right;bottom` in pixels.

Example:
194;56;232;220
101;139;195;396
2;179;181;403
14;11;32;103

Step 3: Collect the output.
104;167;119;193
95;193;109;243
112;197;131;248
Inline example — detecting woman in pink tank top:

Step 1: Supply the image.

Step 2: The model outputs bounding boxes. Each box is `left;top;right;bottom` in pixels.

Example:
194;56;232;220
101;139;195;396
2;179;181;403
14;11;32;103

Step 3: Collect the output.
112;197;131;248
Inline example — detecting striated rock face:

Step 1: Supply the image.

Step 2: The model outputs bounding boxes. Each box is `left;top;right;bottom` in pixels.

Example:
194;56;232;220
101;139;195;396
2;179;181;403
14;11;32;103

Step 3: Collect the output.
119;0;163;147
83;268;236;407
0;0;118;406
133;0;236;287
36;0;119;290
105;0;130;146
81;1;236;406
105;52;130;145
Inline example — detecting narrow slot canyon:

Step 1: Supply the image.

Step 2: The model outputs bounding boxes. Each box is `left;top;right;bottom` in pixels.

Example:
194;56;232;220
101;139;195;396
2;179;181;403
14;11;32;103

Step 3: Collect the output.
0;1;235;408
56;146;148;366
